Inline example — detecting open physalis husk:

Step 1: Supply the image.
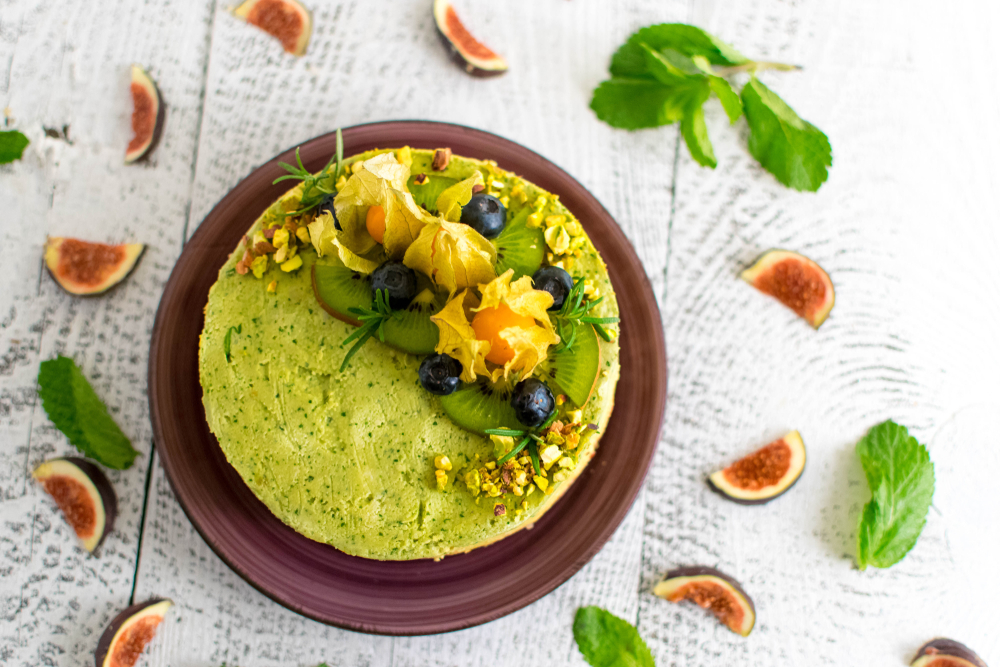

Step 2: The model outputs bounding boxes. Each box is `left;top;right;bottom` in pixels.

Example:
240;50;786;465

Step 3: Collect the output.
431;269;559;382
307;211;386;273
436;172;484;222
333;153;436;260
403;220;496;295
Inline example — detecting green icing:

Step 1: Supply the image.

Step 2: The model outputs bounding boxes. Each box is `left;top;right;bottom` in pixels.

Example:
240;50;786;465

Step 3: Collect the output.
200;150;620;560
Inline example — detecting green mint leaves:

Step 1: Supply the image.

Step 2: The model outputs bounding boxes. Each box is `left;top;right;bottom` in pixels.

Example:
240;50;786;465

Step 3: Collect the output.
573;606;655;667
0;129;30;164
37;356;138;470
591;23;832;191
856;420;935;570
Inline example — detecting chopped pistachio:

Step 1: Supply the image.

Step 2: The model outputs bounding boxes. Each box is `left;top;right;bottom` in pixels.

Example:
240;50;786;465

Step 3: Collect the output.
499;195;509;208
552;470;569;483
273;227;290;249
540;445;561;466
512;485;523;496
556;394;568;406
544;214;566;228
567;409;583;424
544;225;571;255
527;211;544;228
280;255;303;272
532;196;548;210
434;455;452;471
396;146;412;168
533;475;548;492
267;280;277;293
558;457;574;469
435;469;448;490
250;255;268;279
485;461;496;470
526;484;537;496
274;245;289;263
493;503;506;517
295;226;310;244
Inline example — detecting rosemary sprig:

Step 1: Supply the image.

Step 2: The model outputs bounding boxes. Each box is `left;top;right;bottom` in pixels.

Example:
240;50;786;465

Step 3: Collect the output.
554;278;620;349
272;128;346;217
339;289;398;371
486;409;560;466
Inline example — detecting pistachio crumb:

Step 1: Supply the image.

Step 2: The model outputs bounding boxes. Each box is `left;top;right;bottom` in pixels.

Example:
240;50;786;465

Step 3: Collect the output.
435;469;448;490
413;173;429;185
432;148;452;171
267;280;277;293
493;503;506;517
434;455;452;471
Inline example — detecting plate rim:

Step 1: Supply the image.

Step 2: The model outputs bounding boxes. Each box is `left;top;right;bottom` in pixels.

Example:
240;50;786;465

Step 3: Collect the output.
149;120;667;635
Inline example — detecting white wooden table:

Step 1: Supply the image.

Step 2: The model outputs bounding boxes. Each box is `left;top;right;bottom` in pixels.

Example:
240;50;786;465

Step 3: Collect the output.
3;0;999;665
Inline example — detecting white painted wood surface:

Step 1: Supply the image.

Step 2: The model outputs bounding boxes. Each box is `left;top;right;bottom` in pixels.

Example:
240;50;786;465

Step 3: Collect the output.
2;0;998;665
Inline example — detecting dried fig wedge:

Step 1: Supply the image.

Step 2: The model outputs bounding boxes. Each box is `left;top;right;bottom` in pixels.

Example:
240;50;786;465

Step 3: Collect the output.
44;237;144;296
708;431;806;504
232;0;312;56
433;0;508;77
95;599;172;667
33;457;117;553
125;65;164;164
912;639;988;667
741;249;834;328
653;566;755;636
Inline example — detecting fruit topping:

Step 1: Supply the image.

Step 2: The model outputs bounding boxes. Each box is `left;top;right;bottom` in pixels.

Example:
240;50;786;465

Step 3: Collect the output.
44;237;144;296
511;378;555;427
312;263;368;326
472;303;536;365
741;249;834;328
125;65;164;164
653;566;756;637
370;260;417;310
494;208;545;280
440;378;522;434
366;205;387;244
911;639;988;667
432;0;508;77
532;266;574;311
32;457;117;553
708;431;806;504
419;354;462;396
432;147;452;170
316;193;341;230
541;321;601;407
403;219;497;294
95;598;173;667
460;194;507;239
232;0;312;56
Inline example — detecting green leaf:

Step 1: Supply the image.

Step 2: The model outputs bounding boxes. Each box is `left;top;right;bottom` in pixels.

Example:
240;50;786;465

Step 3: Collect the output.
708;76;743;123
590;78;691;130
223;324;242;362
680;85;716;168
37;356;139;470
610;23;747;79
856;420;935;570
573;607;655;667
741;77;832;191
640;44;703;86
0;130;30;164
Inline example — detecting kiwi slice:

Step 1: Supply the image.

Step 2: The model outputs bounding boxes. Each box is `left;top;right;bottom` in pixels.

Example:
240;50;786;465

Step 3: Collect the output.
540;321;601;407
407;174;458;213
382;290;444;355
494;207;545;280
440;378;523;434
312;263;369;326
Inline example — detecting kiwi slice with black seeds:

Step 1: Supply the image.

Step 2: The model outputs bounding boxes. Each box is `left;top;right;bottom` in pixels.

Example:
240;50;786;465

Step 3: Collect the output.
407;174;458;213
440;377;522;434
382;290;445;354
494;207;545;280
540;321;601;407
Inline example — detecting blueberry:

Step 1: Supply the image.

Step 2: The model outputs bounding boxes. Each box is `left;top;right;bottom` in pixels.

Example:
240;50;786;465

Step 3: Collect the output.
511;378;555;428
419;354;462;396
371;261;417;310
532;266;574;311
460;194;506;239
316;193;341;230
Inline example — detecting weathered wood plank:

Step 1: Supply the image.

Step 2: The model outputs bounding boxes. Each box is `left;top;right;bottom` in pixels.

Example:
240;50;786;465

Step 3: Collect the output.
0;0;215;664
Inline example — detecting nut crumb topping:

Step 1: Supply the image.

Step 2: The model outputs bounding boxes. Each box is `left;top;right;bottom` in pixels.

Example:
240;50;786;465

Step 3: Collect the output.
432;148;452;171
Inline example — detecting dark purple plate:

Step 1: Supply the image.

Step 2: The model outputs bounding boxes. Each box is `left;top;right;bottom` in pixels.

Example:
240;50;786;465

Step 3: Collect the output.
149;121;667;635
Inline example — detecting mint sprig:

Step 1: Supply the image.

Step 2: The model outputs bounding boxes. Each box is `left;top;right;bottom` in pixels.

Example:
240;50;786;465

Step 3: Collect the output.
339;289;398;371
37;356;139;470
0;129;30;164
856;420;935;570
591;23;831;191
573;606;655;667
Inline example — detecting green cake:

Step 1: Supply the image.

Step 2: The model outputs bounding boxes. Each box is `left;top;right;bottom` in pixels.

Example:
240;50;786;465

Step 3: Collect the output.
199;146;620;560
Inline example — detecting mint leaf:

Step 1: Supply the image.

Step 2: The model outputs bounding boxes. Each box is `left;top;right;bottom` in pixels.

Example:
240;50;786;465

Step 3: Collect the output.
708;75;742;123
0;130;30;164
573;606;655;667
591;78;690;130
680;85;716;168
741;77;832;191
37;356;138;470
610;24;746;78
856;420;935;570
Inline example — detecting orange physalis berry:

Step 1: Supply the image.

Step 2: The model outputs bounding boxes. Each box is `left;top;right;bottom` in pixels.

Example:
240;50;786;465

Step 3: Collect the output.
471;303;535;365
366;205;386;244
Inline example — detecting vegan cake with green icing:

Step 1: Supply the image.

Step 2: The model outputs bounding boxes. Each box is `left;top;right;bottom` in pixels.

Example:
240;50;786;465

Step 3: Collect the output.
199;144;620;560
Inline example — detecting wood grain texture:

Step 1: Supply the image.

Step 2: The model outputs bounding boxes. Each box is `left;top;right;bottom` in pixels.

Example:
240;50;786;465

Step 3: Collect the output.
2;0;998;664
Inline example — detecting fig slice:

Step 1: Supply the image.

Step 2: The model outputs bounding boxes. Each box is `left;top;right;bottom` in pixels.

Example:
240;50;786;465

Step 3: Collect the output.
708;431;806;504
653;566;756;637
33;457;118;553
433;0;508;77
125;65;164;164
233;0;312;57
741;249;834;328
44;237;145;296
912;639;988;667
95;598;173;667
